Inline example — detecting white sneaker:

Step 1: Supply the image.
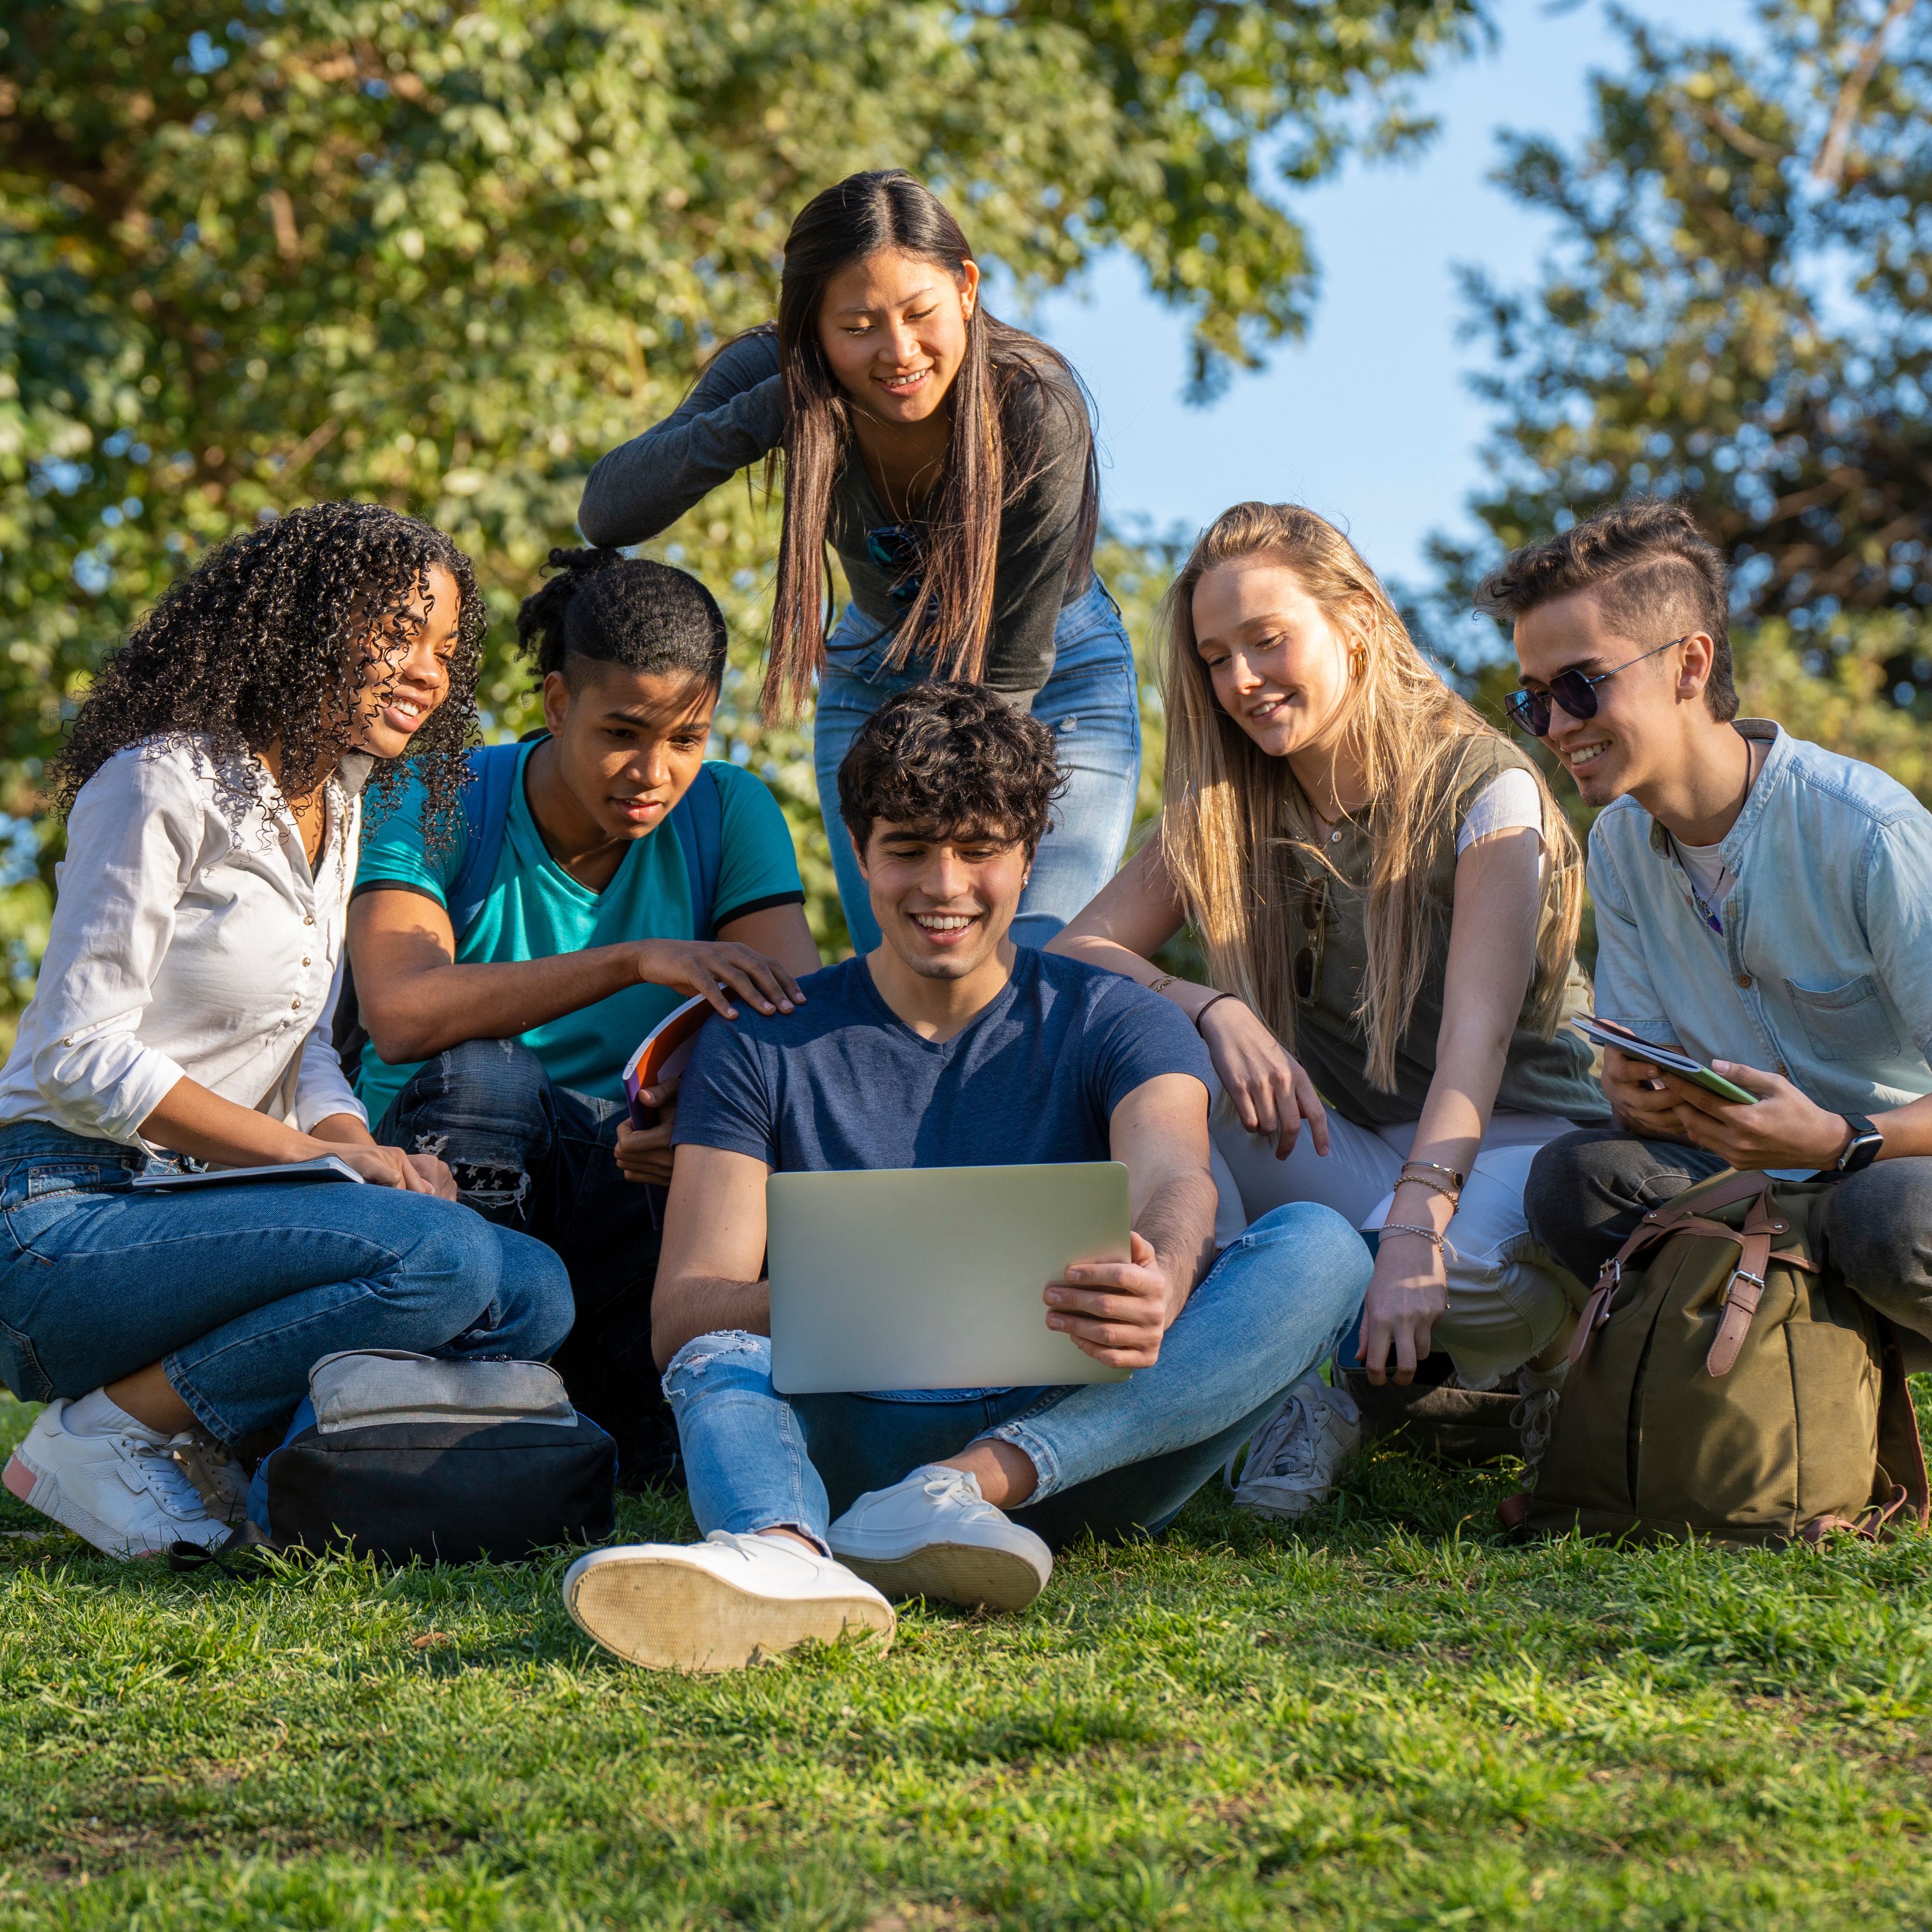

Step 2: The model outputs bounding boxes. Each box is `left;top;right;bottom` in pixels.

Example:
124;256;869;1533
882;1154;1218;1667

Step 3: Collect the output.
827;1465;1052;1612
2;1400;230;1558
561;1531;895;1674
1226;1376;1362;1520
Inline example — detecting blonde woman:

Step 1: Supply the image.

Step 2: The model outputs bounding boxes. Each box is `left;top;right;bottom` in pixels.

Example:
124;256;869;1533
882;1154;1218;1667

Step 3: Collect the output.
1049;502;1608;1514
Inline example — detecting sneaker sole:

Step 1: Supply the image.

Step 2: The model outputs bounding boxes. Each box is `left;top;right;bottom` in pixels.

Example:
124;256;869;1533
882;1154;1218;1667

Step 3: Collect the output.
833;1538;1048;1613
562;1551;895;1674
4;1448;158;1558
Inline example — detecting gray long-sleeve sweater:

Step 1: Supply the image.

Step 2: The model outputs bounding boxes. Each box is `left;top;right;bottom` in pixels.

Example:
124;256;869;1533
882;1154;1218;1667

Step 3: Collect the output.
578;331;1095;699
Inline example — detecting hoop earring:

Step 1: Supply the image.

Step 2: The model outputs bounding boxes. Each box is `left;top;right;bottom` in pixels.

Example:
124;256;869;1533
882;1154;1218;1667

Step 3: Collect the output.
1350;645;1368;679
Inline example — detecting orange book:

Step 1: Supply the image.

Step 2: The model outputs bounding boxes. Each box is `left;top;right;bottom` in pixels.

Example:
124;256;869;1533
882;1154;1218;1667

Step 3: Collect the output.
622;994;713;1130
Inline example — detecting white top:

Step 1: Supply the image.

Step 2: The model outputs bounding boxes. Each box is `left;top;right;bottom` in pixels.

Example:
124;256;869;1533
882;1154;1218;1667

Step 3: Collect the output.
1670;833;1734;914
1456;767;1544;856
0;738;370;1151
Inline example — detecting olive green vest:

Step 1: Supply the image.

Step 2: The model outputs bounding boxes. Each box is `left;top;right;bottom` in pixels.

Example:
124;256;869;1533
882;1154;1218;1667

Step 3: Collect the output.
1285;735;1609;1130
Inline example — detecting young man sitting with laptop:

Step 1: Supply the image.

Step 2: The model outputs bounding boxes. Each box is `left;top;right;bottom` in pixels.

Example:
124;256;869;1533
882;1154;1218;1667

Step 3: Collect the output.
1484;500;1932;1353
561;683;1372;1672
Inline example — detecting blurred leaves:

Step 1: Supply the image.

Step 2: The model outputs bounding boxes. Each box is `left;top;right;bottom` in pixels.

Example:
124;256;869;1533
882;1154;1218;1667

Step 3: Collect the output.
1430;0;1932;806
0;0;1486;991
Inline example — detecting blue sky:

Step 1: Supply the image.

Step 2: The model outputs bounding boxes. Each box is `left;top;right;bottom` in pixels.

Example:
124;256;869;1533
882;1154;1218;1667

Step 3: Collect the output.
1021;0;1757;597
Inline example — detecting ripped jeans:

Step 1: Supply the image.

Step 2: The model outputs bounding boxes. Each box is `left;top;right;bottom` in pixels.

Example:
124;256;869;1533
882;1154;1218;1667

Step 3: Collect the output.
662;1201;1372;1550
374;1037;675;1483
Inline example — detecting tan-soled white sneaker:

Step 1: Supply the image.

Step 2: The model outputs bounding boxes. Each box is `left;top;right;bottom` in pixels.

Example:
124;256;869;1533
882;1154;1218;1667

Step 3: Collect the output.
561;1531;895;1673
827;1464;1052;1612
3;1399;229;1558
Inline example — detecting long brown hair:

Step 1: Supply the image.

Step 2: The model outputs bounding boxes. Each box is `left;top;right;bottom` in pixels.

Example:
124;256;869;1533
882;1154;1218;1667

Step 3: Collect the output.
1158;502;1584;1092
762;170;1097;719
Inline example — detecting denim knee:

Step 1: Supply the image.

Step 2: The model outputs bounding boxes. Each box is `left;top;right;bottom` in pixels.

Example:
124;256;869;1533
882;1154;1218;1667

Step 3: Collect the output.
661;1330;774;1408
1234;1200;1373;1301
495;1227;575;1357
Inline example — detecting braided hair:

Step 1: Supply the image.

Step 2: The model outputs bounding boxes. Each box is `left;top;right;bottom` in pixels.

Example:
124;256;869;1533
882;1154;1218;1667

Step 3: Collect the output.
53;501;484;848
515;547;729;687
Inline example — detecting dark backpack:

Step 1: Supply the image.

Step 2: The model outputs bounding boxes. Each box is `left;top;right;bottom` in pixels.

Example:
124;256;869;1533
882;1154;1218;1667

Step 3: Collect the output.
1501;1169;1930;1547
336;745;725;1083
235;1350;616;1564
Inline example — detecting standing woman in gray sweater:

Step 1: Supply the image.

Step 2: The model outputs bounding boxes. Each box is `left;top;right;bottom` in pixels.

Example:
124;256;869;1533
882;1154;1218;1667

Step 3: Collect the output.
579;169;1137;951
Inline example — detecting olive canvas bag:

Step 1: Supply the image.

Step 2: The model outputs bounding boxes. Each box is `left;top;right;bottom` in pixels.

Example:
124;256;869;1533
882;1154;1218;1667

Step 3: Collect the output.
1500;1169;1929;1547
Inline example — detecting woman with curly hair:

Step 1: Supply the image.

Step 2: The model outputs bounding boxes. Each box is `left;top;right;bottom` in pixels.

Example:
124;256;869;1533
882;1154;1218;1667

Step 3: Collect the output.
579;169;1138;953
0;502;572;1560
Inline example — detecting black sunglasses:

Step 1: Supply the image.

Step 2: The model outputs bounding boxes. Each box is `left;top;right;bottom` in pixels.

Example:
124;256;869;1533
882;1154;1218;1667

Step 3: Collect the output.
1504;636;1688;737
865;523;924;611
1293;874;1328;1008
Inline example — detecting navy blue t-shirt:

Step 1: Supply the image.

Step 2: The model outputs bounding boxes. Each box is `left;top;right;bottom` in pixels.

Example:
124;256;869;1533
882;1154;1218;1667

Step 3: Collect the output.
673;948;1212;1173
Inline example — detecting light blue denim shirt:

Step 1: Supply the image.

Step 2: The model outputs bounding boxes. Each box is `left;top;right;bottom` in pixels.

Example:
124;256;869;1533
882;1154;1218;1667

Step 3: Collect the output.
1589;719;1932;1115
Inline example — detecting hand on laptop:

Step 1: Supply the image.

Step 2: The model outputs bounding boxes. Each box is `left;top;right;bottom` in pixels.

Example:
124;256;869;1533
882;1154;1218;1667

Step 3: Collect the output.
634;938;805;1020
1657;1060;1852;1171
1602;1046;1697;1143
1047;1232;1177;1370
614;1075;679;1186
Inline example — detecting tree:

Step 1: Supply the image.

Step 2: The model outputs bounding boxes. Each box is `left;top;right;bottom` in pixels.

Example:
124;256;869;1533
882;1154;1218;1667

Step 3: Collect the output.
1435;0;1932;804
0;0;1487;1008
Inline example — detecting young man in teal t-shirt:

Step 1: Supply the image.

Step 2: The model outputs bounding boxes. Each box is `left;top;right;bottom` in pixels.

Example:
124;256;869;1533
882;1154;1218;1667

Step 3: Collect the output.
348;553;819;1482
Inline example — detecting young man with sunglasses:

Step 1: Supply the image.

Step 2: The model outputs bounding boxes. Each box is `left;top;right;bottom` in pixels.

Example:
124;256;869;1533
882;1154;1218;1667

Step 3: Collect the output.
1485;499;1932;1362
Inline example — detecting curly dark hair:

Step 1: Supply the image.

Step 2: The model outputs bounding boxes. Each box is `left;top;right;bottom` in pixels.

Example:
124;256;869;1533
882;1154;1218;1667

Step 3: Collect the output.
52;501;485;843
1474;498;1736;721
515;547;728;685
837;682;1066;856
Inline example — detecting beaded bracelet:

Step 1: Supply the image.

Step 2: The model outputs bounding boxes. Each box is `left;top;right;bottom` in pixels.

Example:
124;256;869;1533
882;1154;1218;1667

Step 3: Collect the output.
1379;1222;1461;1264
1394;1172;1462;1207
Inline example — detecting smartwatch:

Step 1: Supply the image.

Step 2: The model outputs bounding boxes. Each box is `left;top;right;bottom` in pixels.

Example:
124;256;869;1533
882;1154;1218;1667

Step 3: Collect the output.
1835;1114;1884;1174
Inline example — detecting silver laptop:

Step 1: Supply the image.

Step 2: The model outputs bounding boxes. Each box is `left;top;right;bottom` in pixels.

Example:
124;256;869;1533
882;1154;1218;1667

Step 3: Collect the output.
767;1162;1134;1394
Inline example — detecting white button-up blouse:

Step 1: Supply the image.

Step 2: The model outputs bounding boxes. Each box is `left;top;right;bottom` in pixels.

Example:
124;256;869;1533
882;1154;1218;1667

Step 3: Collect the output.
0;737;372;1150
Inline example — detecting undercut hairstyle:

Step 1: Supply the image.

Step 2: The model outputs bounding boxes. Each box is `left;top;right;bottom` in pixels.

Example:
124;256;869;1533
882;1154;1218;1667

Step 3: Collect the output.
1475;499;1737;722
53;500;484;849
515;547;729;689
837;682;1066;858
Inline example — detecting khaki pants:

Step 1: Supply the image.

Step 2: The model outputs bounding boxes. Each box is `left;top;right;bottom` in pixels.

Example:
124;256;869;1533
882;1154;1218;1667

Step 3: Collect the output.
1209;1084;1588;1389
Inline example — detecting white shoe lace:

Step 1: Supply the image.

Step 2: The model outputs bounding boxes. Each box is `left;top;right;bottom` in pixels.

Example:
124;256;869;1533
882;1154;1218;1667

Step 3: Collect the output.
1225;1391;1318;1492
916;1466;997;1519
1509;1386;1561;1468
122;1435;216;1523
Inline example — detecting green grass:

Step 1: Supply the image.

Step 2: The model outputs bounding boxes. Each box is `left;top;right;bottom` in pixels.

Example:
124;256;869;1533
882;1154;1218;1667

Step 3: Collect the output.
3;1391;1932;1931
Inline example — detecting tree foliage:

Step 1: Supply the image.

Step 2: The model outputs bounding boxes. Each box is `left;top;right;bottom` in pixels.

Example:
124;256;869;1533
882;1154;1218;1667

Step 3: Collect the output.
1437;0;1932;800
1;0;1485;990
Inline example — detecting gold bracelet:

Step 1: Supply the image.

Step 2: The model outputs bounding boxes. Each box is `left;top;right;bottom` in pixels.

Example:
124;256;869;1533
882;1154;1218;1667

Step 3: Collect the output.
1399;1159;1465;1191
1149;972;1179;995
1394;1173;1461;1207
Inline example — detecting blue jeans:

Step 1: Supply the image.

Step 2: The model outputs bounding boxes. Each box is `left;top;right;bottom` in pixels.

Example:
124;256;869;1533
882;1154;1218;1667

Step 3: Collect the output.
663;1201;1371;1549
813;577;1142;952
374;1039;676;1483
0;1122;573;1449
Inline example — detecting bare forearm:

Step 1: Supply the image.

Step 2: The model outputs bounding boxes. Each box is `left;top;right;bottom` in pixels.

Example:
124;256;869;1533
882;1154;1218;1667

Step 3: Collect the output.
139;1077;341;1166
361;945;643;1062
1133;1170;1219;1318
651;1275;772;1370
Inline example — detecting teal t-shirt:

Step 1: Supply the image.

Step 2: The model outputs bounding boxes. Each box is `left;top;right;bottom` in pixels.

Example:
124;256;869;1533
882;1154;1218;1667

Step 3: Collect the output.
353;747;805;1126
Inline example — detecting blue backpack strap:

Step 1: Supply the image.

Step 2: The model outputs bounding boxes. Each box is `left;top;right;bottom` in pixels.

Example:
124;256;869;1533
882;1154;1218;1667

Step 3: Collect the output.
668;765;724;941
444;741;526;943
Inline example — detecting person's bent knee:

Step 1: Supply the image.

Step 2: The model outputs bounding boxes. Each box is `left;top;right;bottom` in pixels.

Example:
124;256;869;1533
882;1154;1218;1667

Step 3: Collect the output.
1228;1201;1373;1318
662;1330;774;1405
496;1228;574;1358
1522;1131;1601;1250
